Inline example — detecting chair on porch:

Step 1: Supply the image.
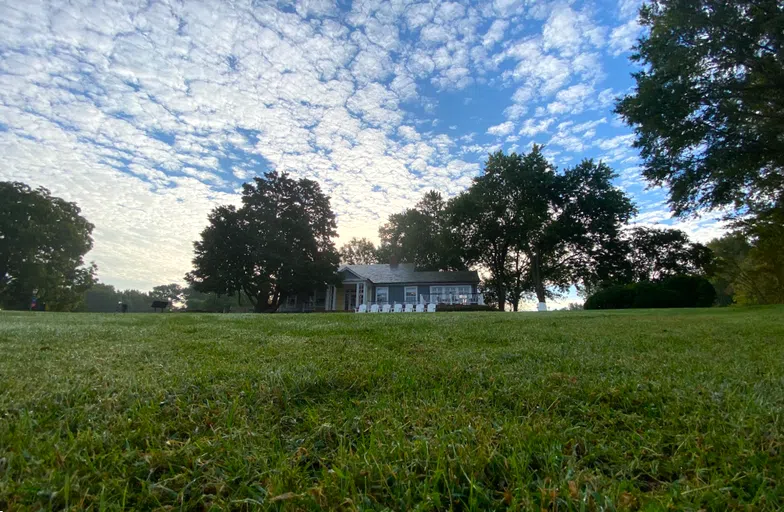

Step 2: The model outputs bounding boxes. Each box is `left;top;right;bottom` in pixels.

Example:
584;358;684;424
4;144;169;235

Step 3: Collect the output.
393;304;403;313
415;304;424;313
382;304;391;313
404;303;414;313
358;304;367;313
370;304;380;313
427;303;437;313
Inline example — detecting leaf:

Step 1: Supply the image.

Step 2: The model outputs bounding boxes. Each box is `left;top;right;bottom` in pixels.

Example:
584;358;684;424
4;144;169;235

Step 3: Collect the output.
568;480;578;499
269;492;299;502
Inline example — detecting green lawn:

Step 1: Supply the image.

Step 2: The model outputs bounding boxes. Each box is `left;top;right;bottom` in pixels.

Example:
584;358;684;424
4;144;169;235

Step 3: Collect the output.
0;308;782;511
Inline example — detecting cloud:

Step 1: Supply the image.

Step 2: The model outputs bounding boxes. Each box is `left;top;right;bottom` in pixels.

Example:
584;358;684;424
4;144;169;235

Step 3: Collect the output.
0;0;721;291
609;19;643;56
487;121;515;136
519;118;555;137
483;20;509;47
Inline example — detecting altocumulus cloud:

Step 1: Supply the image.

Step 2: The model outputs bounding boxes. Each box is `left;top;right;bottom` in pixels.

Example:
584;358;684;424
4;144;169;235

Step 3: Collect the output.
0;0;723;290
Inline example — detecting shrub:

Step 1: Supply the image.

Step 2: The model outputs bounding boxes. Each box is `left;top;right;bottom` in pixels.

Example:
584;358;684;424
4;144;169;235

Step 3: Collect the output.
435;304;497;312
585;276;716;310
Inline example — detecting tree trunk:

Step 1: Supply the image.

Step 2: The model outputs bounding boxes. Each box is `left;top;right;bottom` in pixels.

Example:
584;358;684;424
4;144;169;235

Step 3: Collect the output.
532;253;546;305
496;284;506;311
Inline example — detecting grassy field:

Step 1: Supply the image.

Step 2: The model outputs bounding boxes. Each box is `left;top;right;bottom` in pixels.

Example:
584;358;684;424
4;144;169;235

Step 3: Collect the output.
0;308;782;511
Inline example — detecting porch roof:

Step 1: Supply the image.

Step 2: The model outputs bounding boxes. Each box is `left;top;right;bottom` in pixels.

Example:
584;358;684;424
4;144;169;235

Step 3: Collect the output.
339;264;480;285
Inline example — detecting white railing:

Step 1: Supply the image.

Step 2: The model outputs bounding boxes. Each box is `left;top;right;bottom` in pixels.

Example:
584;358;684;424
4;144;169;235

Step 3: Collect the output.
419;293;485;305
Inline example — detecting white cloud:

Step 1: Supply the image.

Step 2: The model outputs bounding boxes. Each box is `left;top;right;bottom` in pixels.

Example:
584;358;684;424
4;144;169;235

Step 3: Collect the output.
519;118;555;137
609;19;643;56
487;121;515;136
0;0;720;292
483;19;509;47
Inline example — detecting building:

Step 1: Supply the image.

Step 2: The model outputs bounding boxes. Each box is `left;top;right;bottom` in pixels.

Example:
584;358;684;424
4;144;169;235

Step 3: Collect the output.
278;263;482;312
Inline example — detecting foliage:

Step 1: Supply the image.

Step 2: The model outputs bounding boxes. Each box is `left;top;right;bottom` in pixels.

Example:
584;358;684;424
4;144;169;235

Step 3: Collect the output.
338;237;379;265
450;147;635;311
588;226;714;292
182;286;253;313
709;208;784;304
378;191;466;271
186;172;340;312
150;283;185;305
434;304;497;312
615;0;784;216
1;308;782;509
85;283;168;313
585;275;717;309
0;181;96;311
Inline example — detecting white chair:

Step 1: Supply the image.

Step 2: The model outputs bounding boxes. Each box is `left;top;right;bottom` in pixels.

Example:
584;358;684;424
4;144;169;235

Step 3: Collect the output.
382;304;391;313
393;304;403;313
358;304;367;313
370;304;380;313
415;304;424;313
404;303;414;313
427;303;437;313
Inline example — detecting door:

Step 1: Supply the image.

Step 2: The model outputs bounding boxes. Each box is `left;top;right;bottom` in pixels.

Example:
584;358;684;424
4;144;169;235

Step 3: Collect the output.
344;288;357;311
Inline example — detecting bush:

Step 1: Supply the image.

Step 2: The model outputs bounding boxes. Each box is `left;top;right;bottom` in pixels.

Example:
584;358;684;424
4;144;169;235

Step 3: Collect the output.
585;275;716;310
435;304;497;312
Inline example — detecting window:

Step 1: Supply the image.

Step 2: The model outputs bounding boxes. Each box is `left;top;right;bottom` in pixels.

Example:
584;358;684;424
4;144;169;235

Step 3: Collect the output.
430;285;472;296
404;286;418;304
375;286;389;304
285;295;297;307
430;285;472;304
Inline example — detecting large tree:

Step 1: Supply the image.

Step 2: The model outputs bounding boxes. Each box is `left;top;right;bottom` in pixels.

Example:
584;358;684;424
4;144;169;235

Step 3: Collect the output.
709;208;784;304
338;237;379;265
377;191;466;271
615;0;784;216
450;148;635;311
186;172;340;312
592;226;713;286
151;283;185;308
0;182;96;311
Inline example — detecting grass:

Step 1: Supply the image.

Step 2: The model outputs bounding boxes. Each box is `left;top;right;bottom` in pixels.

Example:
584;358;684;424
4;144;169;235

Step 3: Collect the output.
0;307;782;511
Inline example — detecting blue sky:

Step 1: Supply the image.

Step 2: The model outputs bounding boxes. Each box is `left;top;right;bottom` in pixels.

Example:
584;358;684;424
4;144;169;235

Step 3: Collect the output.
0;0;726;305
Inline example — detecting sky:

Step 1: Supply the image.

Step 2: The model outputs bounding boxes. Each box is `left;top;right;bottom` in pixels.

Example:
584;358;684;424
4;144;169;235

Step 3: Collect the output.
0;0;727;304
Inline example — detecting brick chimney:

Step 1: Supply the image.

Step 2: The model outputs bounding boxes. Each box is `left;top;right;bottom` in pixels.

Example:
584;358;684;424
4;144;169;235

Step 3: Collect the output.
389;254;399;269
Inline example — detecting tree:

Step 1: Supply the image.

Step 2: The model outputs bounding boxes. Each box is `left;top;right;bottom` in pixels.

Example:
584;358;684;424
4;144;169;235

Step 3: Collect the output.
594;227;713;286
338;238;379;265
0;181;96;311
182;286;250;312
709;209;784;304
378;191;466;271
450;147;635;311
85;283;121;312
186;171;340;312
615;0;784;216
151;283;185;307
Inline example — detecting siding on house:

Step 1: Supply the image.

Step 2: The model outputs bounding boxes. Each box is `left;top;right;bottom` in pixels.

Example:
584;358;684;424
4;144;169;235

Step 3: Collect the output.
335;285;344;310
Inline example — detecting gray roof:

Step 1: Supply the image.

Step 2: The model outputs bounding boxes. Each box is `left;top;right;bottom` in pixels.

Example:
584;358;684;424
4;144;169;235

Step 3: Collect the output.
340;263;480;284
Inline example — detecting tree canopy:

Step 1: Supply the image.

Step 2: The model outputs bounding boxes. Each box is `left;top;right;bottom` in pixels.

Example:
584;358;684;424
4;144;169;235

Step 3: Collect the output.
709;208;784;304
615;0;784;216
591;226;713;287
0;181;96;311
186;171;340;312
378;191;466;271
450;147;635;311
338;237;379;265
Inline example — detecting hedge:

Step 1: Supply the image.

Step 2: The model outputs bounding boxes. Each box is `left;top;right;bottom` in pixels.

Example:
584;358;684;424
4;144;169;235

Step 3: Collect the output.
585;275;716;310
